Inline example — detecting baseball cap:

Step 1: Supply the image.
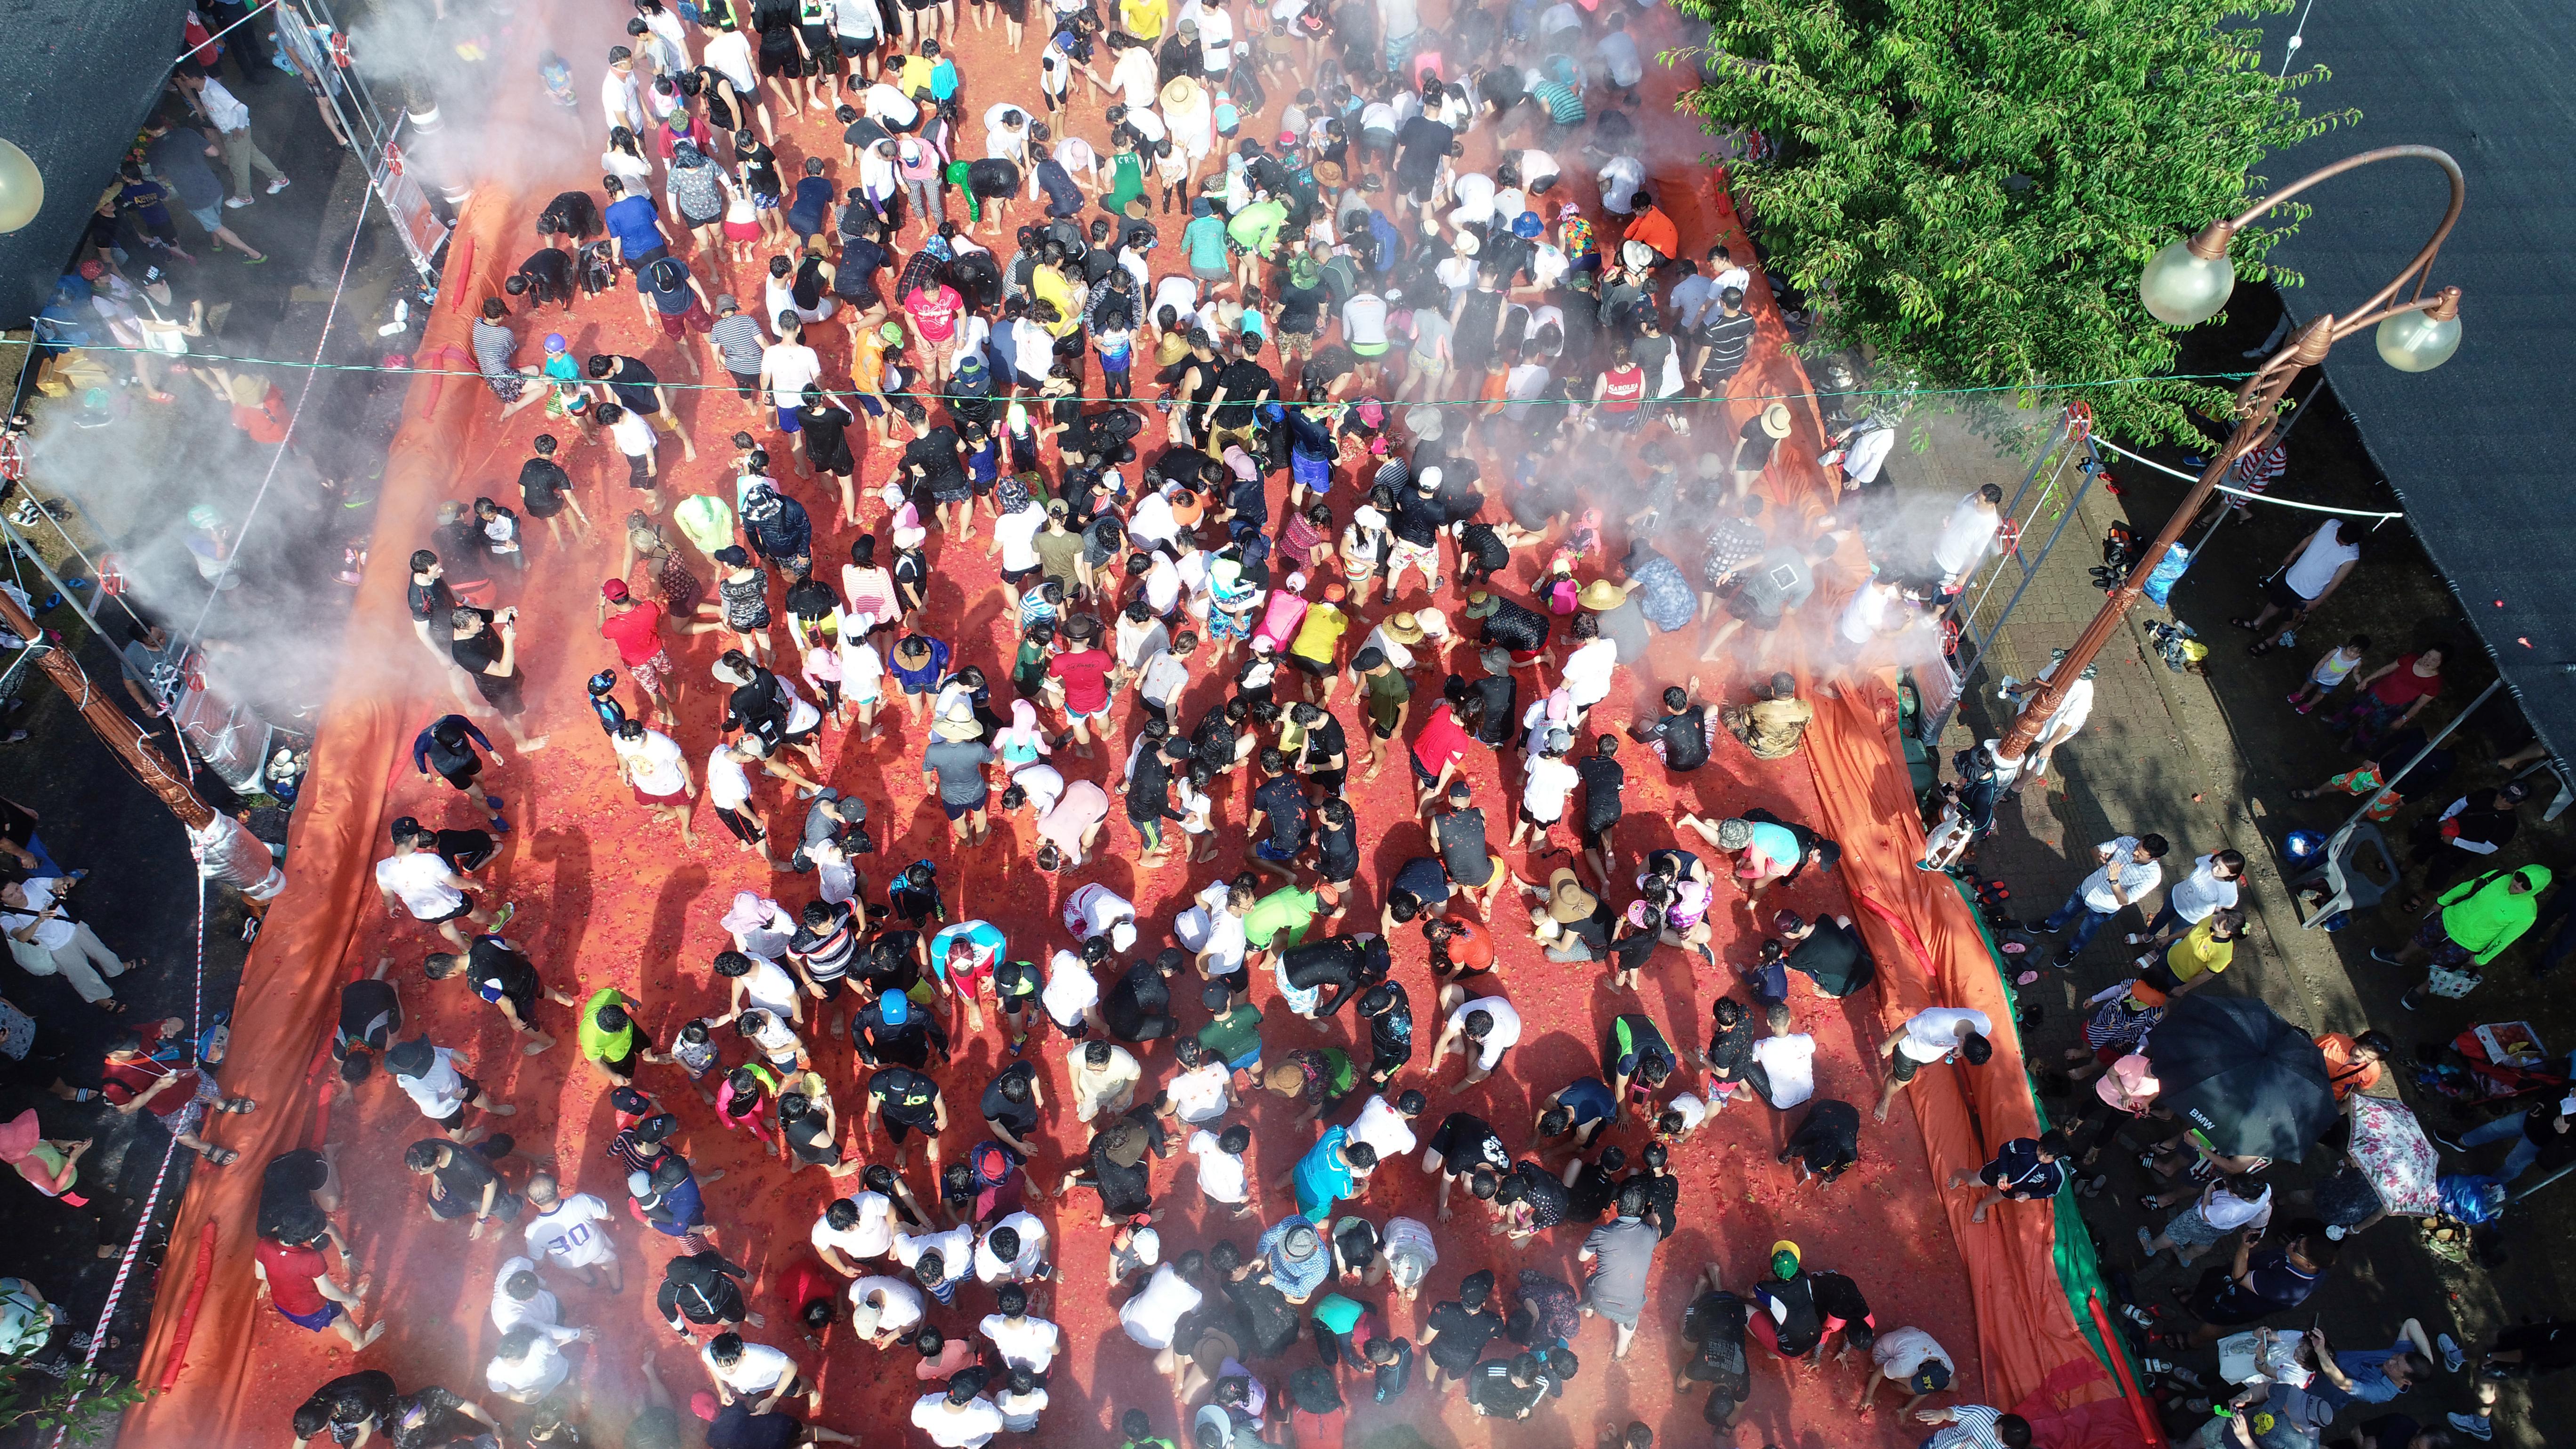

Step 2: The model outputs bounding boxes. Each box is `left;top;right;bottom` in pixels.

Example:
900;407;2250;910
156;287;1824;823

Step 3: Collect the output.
601;578;631;602
1908;1360;1954;1393
388;814;422;842
543;333;568;353
1770;1240;1802;1279
878;991;910;1025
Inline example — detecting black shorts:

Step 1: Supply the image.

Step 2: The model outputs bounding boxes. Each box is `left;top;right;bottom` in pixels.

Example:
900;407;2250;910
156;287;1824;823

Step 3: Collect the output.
727;368;761;401
1581;818;1619;853
1519;806;1560;833
942;790;990;820
1889;1050;1924;1084
1289;653;1332;677
758;44;802;77
837;35;875;58
421;897;476;926
438;759;482;790
1002;562;1042;586
429;1073;484;1126
884;1113;931;1142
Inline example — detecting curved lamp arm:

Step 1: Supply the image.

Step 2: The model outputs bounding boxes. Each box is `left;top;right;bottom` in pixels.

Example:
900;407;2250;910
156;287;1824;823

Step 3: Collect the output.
2183;145;2467;314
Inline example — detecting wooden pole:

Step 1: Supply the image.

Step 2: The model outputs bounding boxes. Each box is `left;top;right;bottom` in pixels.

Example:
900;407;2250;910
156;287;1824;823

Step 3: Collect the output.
0;588;215;831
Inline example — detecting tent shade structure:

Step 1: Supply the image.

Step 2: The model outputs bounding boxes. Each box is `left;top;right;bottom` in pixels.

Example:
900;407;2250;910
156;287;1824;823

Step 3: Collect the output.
2145;994;2336;1161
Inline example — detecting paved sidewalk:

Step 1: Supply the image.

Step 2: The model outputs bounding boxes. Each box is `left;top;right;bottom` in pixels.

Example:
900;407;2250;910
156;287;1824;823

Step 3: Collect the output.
1888;409;2562;1449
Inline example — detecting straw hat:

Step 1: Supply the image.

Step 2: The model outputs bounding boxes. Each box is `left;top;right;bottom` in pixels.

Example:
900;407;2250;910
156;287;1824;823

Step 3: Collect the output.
1577;580;1627;611
1760;403;1793;439
1545;867;1600;923
1381;612;1426;644
1160;75;1200;109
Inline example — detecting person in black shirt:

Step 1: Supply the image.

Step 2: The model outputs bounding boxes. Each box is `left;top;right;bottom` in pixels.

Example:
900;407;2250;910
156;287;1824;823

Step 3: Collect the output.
657;1247;754;1333
1381;855;1451;934
1629;680;1715;773
506;245;579;313
1366;1334;1415;1402
1466;1352;1547;1419
1424;1111;1512;1218
1806;1269;1875;1359
1420;1268;1501;1397
853;988;950;1069
379;1383;499;1449
1358;982;1413;1083
1104;948;1183;1042
865;1066;947;1171
446;605;545;749
1778;910;1876;999
290;1368;400;1448
401;1137;519;1231
1280;935;1389;1023
1062;1113;1161;1223
535;189;604;245
1311;797;1362;886
1700;996;1755;1114
980;1060;1045;1153
333;959;402;1082
1247;749;1312;881
517;434;588;547
1779;1098;1862;1185
1575;735;1625;885
424;934;574;1053
1677;1267;1752;1424
1492;1158;1569;1239
1750;1247;1824;1357
1624;1142;1682;1240
793;387;860;523
1286;702;1349;790
1207;343;1275;451
1392;115;1454;208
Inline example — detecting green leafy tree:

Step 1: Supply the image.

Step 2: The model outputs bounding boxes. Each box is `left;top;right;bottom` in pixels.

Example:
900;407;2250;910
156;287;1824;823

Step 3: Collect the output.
0;1360;152;1446
1672;0;2352;444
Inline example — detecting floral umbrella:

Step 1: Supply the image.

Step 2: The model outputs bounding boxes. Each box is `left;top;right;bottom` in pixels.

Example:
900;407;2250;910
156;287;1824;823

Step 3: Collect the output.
2348;1095;2442;1215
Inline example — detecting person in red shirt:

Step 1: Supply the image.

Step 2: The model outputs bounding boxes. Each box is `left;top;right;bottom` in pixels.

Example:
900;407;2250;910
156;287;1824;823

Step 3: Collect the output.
1409;700;1474;806
2315;1030;2394;1102
255;1207;382;1348
1591;341;1646;432
902;280;966;384
1044;622;1116;759
778;1252;841;1341
1623;192;1680;262
100;1019;256;1163
599;579;681;726
1425;912;1499;986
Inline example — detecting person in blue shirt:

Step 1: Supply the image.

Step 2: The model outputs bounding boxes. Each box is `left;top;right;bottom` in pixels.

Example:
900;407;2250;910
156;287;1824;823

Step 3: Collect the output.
411;714;507;831
889;634;953;724
2308;1320;2439;1411
1183;199;1229;282
926;919;1007;1034
1532;1076;1616;1153
601;176;672;272
1282;1125;1376;1223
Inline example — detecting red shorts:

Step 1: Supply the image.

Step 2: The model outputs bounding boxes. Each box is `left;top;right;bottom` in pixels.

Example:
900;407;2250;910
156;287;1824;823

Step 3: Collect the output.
657;300;714;338
634;784;687;809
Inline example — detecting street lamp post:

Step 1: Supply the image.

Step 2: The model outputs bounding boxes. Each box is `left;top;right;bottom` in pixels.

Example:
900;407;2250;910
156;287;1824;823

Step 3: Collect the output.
1994;145;2467;766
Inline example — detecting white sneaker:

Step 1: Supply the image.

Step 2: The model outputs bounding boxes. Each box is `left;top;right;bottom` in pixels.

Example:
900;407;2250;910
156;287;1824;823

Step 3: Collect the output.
266;177;291;194
223;196;252;209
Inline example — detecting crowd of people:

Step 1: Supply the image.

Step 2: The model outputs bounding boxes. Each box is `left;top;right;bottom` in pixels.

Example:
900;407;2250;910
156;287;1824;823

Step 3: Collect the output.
8;1;2563;1449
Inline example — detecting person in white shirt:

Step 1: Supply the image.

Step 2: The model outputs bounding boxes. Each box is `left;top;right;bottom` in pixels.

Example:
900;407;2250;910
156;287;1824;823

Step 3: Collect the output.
702;1332;816;1414
914;1379;1007;1449
2031;834;2170;969
488;1257;561;1333
1745;1003;1817;1109
488;1321;590;1403
813;1191;900;1272
612;721;696;842
384;1035;512;1140
1510;736;1582;851
2240;518;2362;642
522;1174;620;1289
849;1274;928;1347
1067;1038;1143;1121
1873;1006;1995;1123
372;828;497;949
894;1224;976;1304
2132;849;2245;949
979;1284;1063;1373
600;48;646;137
1177;878;1252;983
1118;1261;1203;1352
1065;882;1140;951
1429;991;1523;1087
1999;657;2096;788
1348;1090;1424;1162
1932;485;2005;590
1188;1123;1254;1211
974;1212;1052;1284
1859;1325;1957;1416
1041;946;1106;1036
1594;152;1645;214
1167;1041;1235;1124
700;23;773;142
1559;621;1620;713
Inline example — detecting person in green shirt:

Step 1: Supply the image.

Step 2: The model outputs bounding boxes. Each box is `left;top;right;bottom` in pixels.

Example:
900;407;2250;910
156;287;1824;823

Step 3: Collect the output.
576;988;668;1081
1119;1409;1175;1449
1183;198;1229;282
1225;197;1288;290
1105;140;1147;218
1196;980;1265;1077
1244;881;1343;966
2391;864;2551;1009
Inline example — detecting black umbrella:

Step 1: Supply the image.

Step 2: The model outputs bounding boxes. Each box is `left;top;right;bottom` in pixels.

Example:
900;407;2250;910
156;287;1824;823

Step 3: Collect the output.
2144;993;2336;1161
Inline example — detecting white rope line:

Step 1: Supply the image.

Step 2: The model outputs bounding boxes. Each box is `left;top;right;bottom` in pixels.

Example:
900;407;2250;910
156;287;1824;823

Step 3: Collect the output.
2088;437;2406;520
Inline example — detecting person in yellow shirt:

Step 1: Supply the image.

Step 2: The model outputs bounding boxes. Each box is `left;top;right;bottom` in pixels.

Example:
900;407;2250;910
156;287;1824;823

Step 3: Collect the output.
2135;908;2241;997
1120;0;1168;44
1030;258;1082;339
1287;582;1350;702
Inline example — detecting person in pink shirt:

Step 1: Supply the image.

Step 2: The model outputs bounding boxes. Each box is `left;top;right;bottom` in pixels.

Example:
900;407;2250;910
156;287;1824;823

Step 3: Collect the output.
1255;572;1312;655
1033;780;1111;869
903;278;966;385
